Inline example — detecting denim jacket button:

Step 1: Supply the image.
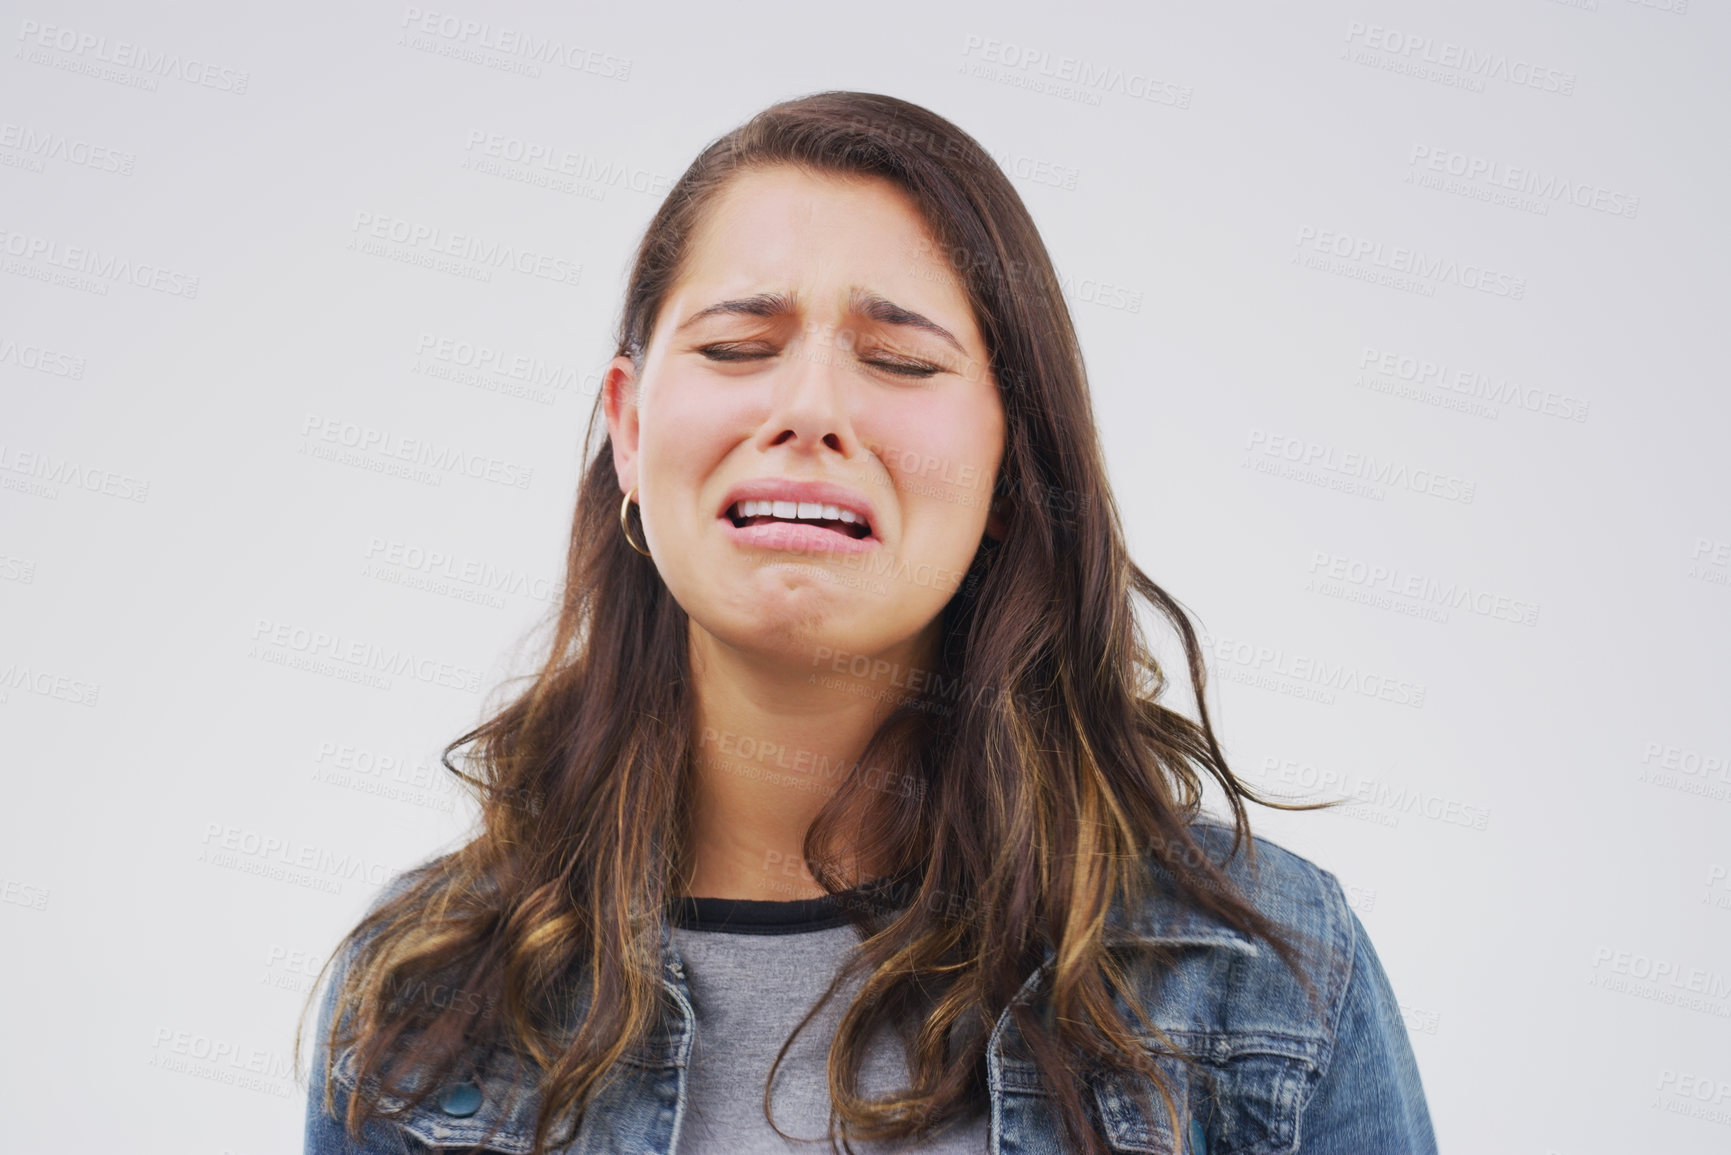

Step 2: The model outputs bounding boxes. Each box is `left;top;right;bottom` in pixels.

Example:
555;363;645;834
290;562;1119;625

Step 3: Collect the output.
438;1081;483;1117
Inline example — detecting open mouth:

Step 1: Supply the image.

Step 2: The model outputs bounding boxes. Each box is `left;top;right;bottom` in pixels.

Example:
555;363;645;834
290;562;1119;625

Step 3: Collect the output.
725;499;873;540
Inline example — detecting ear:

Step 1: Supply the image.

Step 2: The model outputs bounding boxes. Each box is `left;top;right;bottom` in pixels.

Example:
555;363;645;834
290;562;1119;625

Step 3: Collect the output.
602;355;641;494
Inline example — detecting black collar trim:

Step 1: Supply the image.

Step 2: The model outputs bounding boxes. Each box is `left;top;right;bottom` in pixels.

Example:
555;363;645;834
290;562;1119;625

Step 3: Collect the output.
668;865;920;935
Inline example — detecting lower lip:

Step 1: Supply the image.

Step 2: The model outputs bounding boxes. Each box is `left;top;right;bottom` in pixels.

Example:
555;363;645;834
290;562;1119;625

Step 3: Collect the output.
718;517;881;555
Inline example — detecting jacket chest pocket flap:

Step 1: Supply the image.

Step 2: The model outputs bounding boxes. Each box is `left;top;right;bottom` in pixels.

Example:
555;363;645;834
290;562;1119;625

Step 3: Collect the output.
333;1044;543;1153
1097;1031;1319;1155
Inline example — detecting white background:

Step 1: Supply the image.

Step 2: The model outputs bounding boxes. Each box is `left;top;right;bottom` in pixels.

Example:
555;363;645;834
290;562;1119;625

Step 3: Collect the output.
3;1;1728;1152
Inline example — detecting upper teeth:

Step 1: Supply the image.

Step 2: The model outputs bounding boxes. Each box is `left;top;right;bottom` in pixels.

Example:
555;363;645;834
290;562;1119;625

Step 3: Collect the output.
735;499;864;526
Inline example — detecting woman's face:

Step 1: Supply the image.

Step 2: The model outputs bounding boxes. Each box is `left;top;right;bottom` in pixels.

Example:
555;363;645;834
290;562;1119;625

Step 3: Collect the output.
604;165;1006;672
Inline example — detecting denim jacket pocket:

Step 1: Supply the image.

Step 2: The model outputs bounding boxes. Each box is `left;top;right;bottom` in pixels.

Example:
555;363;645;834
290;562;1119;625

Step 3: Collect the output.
326;1033;679;1154
331;1042;547;1153
1097;1029;1322;1155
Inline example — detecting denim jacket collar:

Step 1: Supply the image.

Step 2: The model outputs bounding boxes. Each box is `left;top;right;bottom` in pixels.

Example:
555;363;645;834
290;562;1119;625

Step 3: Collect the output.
637;866;1263;1069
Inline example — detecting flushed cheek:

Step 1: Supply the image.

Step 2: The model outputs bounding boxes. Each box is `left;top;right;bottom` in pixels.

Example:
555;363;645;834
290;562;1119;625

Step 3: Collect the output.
640;411;739;521
654;365;767;422
869;421;1000;529
884;450;995;513
896;494;989;582
642;441;722;523
882;439;996;567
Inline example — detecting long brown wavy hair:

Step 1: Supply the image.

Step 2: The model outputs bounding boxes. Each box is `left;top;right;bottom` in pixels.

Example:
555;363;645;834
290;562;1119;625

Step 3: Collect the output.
299;90;1327;1155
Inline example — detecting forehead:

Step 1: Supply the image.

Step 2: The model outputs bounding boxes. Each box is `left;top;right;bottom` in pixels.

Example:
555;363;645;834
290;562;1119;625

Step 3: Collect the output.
670;166;979;338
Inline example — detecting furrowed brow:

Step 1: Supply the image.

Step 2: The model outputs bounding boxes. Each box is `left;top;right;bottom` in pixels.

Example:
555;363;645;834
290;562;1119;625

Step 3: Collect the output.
677;291;799;330
848;288;965;354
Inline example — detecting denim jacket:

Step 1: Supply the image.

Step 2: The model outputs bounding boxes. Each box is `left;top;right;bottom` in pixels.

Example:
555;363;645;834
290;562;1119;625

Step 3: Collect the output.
304;823;1438;1154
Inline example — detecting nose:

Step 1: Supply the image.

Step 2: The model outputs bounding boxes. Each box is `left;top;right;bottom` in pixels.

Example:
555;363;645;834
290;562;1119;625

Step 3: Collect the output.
753;323;860;456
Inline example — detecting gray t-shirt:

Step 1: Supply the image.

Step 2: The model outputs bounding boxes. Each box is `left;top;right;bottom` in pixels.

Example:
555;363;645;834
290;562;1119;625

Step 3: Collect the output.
668;887;989;1154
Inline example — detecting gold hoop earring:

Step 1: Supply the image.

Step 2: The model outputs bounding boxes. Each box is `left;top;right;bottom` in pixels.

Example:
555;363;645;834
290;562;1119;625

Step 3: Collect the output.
619;487;651;557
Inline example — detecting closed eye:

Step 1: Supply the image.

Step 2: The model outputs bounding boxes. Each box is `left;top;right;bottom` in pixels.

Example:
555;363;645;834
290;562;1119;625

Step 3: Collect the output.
863;356;941;379
696;342;943;379
697;342;776;362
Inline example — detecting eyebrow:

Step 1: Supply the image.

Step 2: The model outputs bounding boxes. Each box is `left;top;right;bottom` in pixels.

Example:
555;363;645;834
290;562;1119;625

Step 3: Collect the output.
676;287;966;354
679;290;799;328
848;288;965;354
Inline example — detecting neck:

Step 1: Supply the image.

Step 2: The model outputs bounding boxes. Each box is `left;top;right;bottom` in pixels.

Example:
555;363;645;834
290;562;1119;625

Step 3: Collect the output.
677;623;933;901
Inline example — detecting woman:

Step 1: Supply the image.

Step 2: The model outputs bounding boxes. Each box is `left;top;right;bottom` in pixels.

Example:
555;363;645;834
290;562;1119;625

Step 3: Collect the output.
301;91;1437;1155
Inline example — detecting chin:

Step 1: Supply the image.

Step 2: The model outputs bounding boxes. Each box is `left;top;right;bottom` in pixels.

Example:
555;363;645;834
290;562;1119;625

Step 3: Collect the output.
700;588;876;654
701;613;857;669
